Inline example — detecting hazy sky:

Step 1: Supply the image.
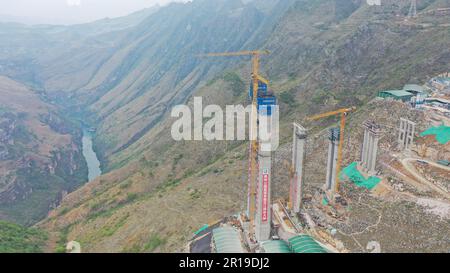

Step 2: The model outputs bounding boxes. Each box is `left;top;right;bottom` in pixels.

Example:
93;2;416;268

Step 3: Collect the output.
0;0;187;25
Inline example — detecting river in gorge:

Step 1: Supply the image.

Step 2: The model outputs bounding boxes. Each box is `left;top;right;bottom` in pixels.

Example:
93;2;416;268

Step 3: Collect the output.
81;129;102;181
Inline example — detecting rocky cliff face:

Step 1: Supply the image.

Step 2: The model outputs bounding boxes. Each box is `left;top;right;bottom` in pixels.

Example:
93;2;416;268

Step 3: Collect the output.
0;76;87;225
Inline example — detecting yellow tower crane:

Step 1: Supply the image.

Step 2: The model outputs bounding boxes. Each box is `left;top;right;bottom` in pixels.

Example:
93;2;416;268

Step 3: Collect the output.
198;50;270;238
307;107;356;194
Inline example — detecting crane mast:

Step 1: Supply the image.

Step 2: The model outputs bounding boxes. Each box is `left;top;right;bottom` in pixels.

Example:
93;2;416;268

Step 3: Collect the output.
199;50;270;240
308;107;356;194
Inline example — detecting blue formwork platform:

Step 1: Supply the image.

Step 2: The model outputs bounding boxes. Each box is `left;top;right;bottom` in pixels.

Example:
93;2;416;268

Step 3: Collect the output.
249;81;269;98
258;96;277;116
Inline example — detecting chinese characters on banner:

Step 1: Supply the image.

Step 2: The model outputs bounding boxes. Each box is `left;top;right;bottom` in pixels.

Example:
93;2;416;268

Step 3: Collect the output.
262;173;269;222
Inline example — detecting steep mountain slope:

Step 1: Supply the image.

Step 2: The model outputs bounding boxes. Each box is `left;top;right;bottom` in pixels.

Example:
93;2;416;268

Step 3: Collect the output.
36;0;450;252
0;76;87;225
78;0;294;164
94;0;449;171
0;6;164;227
266;0;450;107
0;0;294;169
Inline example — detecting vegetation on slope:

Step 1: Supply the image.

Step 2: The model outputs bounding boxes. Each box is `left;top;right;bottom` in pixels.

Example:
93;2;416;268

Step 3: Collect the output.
0;221;47;253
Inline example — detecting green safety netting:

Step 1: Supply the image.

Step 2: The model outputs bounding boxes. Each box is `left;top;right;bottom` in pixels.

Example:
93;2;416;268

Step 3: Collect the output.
288;235;328;253
212;227;244;253
194;224;209;235
261;240;291;253
340;162;381;190
420;125;450;145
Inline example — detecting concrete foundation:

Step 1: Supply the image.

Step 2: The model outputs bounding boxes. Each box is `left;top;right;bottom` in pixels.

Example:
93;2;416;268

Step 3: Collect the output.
325;128;340;192
291;123;307;214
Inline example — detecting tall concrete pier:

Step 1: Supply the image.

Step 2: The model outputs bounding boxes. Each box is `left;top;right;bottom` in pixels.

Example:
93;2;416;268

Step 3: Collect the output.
291;123;307;214
361;121;381;174
255;150;272;242
325;128;340;192
254;105;278;242
398;118;416;151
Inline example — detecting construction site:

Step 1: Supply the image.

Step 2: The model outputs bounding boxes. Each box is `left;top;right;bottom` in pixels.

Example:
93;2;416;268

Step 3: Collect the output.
187;42;450;253
181;0;450;254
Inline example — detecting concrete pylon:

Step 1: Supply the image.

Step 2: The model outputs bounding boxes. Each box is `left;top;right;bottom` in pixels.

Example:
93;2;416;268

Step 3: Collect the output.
255;150;271;242
361;129;369;170
325;128;340;192
398;118;416;151
254;106;277;242
361;121;381;175
291;123;307;214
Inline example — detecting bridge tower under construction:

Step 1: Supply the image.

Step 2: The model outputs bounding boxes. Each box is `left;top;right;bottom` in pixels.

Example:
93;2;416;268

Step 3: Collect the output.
361;121;381;175
325;128;340;192
290;123;307;214
250;79;277;242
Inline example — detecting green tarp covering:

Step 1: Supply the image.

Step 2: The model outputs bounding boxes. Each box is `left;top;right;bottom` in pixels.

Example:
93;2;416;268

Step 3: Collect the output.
420;125;450;145
262;240;291;253
194;224;209;235
288;235;328;253
340;162;381;190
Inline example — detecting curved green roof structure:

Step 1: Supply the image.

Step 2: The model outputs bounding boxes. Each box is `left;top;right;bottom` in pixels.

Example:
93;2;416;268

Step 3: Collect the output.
261;240;291;253
212;227;244;253
288;235;328;253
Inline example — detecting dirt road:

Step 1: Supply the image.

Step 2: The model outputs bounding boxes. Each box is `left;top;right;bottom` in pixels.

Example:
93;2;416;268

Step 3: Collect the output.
401;158;450;199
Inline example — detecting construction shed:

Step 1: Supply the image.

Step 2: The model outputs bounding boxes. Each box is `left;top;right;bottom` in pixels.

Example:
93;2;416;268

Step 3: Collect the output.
425;98;450;109
403;84;427;95
212;227;244;253
437;160;450;167
261;240;291;253
378;90;414;102
288;235;328;253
